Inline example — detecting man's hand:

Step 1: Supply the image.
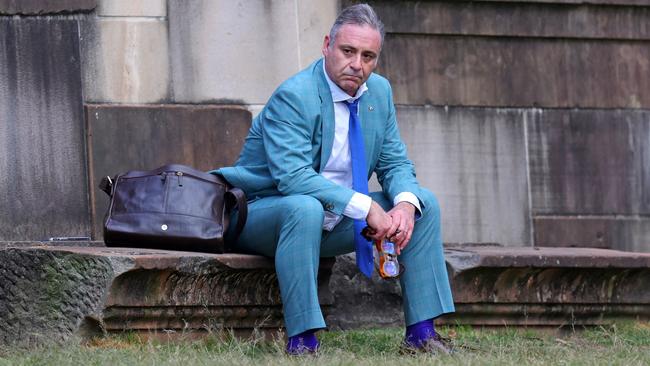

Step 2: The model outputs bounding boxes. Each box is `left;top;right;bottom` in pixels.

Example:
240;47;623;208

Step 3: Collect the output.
365;201;392;241
387;202;416;254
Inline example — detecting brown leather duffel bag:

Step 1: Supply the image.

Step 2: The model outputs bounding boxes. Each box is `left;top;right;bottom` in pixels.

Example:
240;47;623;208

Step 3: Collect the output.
99;164;247;253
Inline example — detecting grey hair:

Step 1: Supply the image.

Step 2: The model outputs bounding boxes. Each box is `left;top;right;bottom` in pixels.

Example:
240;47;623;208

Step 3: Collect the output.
329;3;385;49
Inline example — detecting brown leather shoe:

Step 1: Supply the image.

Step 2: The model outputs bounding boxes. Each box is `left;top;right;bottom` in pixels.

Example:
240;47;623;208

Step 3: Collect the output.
400;333;455;355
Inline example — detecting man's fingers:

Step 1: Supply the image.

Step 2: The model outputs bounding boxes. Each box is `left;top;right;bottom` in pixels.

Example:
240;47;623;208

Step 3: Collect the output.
395;217;415;254
371;221;391;240
363;227;388;242
393;234;406;255
394;214;412;244
390;223;404;241
373;202;417;255
388;219;401;239
366;201;394;239
401;231;412;250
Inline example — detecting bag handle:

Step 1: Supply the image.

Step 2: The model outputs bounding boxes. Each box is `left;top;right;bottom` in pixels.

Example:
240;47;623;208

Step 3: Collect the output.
120;164;225;185
225;187;248;241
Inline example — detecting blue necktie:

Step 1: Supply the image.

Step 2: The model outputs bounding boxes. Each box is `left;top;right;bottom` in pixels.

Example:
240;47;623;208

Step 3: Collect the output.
347;99;373;278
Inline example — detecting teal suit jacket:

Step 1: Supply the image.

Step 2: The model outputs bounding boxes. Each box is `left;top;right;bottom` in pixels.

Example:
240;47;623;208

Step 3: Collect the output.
214;58;422;215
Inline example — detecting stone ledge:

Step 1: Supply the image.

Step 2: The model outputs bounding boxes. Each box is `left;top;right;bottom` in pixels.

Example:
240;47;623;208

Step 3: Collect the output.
440;245;650;326
0;245;333;346
3;244;648;345
445;246;650;269
328;245;650;329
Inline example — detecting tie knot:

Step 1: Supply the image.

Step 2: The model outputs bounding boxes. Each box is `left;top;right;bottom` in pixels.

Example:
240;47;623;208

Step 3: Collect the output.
346;99;359;114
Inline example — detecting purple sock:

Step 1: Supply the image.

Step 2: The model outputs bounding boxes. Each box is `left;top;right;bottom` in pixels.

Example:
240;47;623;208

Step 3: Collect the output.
286;329;319;355
405;318;436;348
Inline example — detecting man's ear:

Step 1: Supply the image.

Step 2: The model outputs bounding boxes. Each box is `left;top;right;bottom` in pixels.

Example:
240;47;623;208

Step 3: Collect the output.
322;35;331;57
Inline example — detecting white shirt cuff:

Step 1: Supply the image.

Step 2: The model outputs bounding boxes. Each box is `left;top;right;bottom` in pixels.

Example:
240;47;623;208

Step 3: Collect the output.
343;193;372;220
394;192;422;217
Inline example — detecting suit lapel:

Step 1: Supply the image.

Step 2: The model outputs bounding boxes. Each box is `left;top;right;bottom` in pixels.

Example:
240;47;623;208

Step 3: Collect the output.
316;59;335;173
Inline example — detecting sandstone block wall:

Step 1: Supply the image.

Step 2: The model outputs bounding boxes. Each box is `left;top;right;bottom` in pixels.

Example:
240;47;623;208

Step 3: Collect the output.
80;0;338;108
0;15;91;241
81;1;169;103
364;0;650;250
168;0;337;106
2;0;650;249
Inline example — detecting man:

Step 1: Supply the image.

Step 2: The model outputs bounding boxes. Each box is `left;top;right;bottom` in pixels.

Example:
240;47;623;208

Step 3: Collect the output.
212;3;454;354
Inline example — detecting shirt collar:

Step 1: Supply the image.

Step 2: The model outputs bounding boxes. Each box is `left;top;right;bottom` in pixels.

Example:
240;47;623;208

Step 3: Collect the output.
322;61;368;103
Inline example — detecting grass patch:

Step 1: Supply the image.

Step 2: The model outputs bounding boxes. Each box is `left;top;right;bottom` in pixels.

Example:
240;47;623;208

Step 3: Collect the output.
0;322;648;366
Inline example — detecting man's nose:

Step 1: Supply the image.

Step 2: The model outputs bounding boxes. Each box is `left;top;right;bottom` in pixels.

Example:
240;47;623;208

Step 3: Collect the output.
349;54;362;70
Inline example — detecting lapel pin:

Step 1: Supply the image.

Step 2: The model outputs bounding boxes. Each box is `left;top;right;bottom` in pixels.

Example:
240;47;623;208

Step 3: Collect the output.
368;105;374;111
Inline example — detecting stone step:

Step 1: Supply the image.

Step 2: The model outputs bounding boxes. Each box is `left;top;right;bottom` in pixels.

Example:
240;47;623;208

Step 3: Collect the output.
441;246;650;327
2;243;649;346
327;246;650;329
0;244;333;346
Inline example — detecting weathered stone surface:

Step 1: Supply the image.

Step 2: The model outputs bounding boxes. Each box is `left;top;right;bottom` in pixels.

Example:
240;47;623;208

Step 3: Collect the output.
446;246;650;269
528;109;650;215
0;18;91;241
0;245;334;346
534;217;650;253
393;106;531;246
327;254;404;329
168;0;337;104
297;0;338;68
2;244;648;342
0;241;103;250
96;0;166;17
0;247;114;346
378;35;650;108
441;246;650;326
329;246;650;329
85;104;252;239
168;0;297;104
372;0;650;40
80;18;170;103
0;0;96;14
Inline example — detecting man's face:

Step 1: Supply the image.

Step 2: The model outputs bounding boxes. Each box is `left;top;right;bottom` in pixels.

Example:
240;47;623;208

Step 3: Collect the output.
322;24;381;97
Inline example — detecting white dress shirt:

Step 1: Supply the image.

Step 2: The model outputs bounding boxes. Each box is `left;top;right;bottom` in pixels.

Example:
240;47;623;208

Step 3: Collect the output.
320;64;421;231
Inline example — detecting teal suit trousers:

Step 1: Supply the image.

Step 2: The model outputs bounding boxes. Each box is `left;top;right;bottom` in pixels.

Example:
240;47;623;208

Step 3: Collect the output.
227;188;455;337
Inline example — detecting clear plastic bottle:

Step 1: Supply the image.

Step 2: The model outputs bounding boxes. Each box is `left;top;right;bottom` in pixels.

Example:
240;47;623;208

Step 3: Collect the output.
375;238;400;278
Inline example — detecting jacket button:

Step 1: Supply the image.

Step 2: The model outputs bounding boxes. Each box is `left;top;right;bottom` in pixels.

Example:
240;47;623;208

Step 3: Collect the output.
325;203;334;210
